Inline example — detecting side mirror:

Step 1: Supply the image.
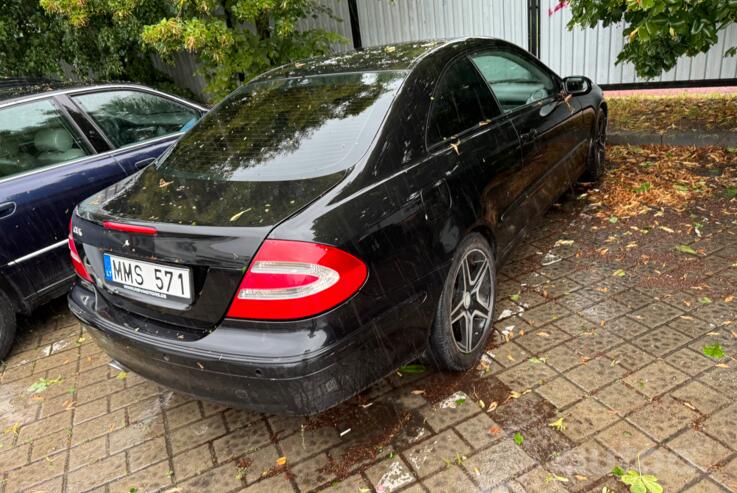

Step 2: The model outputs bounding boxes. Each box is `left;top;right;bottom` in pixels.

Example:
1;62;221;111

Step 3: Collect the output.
563;76;592;96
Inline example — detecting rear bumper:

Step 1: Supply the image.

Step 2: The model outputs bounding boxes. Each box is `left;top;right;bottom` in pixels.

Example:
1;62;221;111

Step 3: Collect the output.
68;283;430;415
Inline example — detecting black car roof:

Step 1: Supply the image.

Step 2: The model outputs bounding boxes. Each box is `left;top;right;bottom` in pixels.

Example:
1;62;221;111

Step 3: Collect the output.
258;38;476;80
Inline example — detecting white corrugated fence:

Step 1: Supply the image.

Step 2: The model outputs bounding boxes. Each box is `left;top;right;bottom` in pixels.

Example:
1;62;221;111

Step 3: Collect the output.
356;0;527;49
160;0;736;101
539;0;737;84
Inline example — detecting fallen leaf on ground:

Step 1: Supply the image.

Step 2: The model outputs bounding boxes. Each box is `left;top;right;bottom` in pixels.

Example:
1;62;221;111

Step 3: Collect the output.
703;343;725;359
548;417;566;431
554;239;574;246
27;376;62;394
676;244;698;255
545;473;569;483
508;389;531;400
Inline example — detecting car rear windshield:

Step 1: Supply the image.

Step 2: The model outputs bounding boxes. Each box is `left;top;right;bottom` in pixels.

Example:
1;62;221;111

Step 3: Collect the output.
157;71;406;181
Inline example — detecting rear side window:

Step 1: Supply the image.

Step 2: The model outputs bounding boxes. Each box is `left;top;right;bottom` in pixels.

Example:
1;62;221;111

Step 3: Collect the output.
0;99;91;179
72;90;199;148
427;56;500;146
157;71;406;181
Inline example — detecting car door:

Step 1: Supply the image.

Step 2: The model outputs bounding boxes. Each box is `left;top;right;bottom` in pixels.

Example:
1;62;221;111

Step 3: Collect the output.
470;46;587;218
0;97;128;306
351;55;520;298
422;55;522;259
69;89;204;175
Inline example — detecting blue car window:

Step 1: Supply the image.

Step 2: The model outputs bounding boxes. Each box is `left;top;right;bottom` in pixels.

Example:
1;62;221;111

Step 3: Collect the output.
72;90;199;148
0;99;91;179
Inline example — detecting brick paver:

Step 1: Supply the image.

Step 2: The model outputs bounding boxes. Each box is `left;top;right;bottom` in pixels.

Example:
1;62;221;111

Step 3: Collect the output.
2;147;737;492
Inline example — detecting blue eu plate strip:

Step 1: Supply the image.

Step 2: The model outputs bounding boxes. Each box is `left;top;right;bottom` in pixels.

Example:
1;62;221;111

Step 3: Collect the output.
103;254;113;281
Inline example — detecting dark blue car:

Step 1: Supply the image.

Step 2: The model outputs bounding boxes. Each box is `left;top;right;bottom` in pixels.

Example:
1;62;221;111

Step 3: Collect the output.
0;78;206;357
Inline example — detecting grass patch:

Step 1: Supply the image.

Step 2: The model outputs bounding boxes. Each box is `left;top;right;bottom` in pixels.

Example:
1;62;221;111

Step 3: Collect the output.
608;93;737;133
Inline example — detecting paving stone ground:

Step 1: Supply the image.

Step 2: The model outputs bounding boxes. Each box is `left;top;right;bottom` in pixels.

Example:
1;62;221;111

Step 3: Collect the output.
2;147;737;492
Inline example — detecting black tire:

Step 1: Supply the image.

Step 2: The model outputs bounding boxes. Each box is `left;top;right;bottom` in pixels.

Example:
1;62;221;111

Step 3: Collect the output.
582;108;607;181
0;290;16;361
429;233;496;371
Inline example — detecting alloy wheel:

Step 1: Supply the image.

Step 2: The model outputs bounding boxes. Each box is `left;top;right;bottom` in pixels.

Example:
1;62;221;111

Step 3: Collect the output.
449;248;494;353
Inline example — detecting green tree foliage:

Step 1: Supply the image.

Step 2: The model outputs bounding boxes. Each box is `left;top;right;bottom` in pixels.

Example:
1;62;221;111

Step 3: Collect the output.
40;0;175;86
3;0;345;102
0;1;67;77
139;0;346;99
1;0;181;95
566;0;737;78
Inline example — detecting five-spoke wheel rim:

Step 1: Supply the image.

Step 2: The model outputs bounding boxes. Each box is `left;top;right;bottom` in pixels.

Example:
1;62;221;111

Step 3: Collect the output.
449;248;494;354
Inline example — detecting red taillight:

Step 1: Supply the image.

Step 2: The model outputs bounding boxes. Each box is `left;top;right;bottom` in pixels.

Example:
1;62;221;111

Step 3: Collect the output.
226;240;368;320
69;218;92;282
103;221;157;235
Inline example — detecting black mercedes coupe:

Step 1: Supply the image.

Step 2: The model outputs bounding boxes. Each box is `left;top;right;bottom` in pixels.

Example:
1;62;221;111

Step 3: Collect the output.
68;38;606;415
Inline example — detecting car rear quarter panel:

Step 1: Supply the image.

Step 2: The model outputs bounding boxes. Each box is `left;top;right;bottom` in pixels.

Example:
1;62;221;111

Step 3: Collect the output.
267;48;491;349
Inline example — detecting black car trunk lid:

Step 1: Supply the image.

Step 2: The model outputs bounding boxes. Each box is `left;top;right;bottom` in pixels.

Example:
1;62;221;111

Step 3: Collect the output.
74;166;346;331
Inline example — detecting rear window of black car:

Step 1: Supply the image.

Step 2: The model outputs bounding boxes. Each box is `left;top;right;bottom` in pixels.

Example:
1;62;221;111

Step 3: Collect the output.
157;71;406;181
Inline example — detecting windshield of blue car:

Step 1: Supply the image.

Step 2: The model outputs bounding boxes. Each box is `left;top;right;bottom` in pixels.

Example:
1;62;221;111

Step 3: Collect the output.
156;71;406;182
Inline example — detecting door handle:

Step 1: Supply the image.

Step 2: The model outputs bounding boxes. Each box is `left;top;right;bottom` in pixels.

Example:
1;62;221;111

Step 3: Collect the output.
0;202;16;220
134;158;156;170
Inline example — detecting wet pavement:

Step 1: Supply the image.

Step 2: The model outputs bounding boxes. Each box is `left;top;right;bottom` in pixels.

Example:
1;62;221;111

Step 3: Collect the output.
1;145;737;492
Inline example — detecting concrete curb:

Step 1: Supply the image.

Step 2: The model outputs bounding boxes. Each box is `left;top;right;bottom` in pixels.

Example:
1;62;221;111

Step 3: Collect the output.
609;131;737;147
